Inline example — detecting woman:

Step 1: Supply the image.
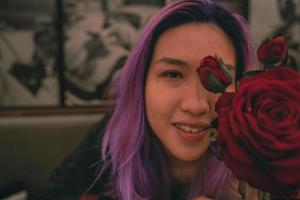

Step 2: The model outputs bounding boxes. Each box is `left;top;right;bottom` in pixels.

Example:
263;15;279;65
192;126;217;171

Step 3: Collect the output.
39;0;254;199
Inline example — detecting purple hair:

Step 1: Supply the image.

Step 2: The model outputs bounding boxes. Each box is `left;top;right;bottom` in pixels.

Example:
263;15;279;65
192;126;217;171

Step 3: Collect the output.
100;0;254;199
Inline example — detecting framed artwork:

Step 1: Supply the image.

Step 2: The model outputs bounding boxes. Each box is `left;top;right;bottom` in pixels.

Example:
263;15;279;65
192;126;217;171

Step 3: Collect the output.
62;0;162;106
0;0;59;108
249;0;300;69
0;0;163;114
0;0;253;115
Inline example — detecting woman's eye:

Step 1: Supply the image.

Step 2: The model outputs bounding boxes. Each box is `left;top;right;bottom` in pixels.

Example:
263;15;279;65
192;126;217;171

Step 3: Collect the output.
162;71;183;79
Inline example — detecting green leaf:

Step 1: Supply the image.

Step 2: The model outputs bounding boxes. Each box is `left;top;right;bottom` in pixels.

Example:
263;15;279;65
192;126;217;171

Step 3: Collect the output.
219;57;233;84
205;69;226;93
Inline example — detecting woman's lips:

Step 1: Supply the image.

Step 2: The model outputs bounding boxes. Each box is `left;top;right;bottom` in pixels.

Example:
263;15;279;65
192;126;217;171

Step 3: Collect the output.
174;123;209;142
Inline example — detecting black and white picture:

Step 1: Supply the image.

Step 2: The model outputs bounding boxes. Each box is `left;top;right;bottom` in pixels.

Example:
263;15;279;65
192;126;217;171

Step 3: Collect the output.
62;0;162;105
0;0;59;107
250;0;300;69
0;0;163;108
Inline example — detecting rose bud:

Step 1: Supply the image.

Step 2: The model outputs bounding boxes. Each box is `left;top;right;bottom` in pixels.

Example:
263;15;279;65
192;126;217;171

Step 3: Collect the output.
257;36;288;67
197;55;232;93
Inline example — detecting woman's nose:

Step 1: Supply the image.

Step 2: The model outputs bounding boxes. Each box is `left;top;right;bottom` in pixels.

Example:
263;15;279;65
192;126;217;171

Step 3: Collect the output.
179;80;211;117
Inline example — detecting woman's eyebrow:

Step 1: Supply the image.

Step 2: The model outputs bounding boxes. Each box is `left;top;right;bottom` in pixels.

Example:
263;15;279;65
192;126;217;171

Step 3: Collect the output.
153;57;236;69
151;57;190;67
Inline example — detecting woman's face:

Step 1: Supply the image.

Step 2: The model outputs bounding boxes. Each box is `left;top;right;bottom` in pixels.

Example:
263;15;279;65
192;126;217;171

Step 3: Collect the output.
145;23;236;163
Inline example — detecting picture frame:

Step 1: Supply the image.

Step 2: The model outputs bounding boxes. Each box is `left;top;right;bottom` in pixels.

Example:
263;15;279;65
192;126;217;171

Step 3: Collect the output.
0;0;163;116
61;0;162;106
0;0;59;109
249;0;300;71
249;0;300;48
0;0;254;116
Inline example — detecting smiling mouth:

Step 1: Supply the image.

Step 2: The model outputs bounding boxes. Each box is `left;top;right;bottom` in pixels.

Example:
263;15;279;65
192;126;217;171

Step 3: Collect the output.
174;124;209;134
174;123;209;142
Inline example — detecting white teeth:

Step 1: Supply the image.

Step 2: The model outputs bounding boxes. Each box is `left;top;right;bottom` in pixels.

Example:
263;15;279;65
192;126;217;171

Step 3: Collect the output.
175;124;205;133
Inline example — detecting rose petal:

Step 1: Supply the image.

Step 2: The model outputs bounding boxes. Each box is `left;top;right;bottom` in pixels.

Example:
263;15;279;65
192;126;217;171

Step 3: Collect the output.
267;150;300;185
216;66;300;195
215;92;235;113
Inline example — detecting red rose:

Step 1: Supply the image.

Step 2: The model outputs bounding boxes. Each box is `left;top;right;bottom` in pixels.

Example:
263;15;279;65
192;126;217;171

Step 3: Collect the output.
197;55;232;93
257;36;288;67
215;67;300;196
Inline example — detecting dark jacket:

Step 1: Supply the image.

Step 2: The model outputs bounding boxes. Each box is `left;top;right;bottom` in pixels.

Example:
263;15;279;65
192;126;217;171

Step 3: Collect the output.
38;116;114;200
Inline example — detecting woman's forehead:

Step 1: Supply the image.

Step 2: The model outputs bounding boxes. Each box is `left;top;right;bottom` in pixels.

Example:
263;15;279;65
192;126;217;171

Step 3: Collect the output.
151;23;237;68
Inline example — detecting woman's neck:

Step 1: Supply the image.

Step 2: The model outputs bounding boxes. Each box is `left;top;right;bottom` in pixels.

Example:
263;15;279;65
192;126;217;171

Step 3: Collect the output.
168;155;203;184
